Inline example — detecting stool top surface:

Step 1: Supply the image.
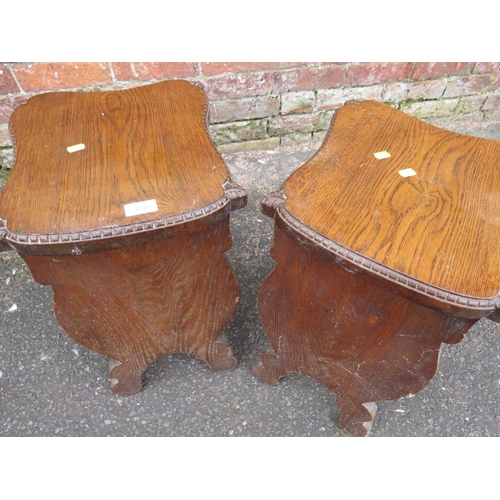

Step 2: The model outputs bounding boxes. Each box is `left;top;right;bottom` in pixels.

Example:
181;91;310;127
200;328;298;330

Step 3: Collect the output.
0;80;230;237
283;100;500;298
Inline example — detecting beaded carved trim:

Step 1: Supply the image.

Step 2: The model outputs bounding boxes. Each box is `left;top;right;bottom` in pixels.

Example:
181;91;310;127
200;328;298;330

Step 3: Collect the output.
2;194;238;247
275;204;499;311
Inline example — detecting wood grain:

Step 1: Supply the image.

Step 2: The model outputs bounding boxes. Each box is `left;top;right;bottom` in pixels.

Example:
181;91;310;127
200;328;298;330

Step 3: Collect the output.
254;223;476;436
24;216;239;396
1;80;231;237
283;100;500;298
267;193;499;318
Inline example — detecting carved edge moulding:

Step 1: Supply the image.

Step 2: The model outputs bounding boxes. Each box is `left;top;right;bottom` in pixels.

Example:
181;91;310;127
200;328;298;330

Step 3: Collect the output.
261;190;500;320
0;180;246;256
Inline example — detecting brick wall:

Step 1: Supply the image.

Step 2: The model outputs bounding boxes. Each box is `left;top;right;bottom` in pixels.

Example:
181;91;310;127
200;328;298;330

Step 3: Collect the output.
1;62;500;170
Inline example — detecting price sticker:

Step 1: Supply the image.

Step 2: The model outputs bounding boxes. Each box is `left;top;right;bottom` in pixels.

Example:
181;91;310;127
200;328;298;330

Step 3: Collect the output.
124;199;159;217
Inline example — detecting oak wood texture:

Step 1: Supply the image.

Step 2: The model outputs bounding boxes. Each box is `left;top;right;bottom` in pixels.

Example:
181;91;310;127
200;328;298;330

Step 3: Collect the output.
254;101;500;436
0;79;246;255
0;80;247;394
283;100;500;300
254;223;475;437
24;217;239;396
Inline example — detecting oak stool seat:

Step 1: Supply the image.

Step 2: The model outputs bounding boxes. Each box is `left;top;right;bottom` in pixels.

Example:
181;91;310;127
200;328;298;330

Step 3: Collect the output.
253;100;500;436
0;80;247;396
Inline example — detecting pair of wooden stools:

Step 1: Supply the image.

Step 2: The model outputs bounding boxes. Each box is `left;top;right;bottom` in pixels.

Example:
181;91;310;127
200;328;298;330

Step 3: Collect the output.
1;80;499;436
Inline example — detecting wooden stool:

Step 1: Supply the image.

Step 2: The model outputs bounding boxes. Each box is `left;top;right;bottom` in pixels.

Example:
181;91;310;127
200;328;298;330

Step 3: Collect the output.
0;80;247;396
253;100;500;436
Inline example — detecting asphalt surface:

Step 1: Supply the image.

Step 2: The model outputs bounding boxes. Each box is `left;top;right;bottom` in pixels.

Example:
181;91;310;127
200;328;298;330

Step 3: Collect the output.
2;119;500;437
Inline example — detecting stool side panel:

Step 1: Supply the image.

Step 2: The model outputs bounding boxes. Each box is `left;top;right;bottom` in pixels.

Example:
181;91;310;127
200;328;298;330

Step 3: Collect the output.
255;223;477;436
22;215;239;395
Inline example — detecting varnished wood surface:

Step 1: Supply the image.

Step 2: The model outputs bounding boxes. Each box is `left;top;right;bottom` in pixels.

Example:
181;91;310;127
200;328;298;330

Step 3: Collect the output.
254;223;476;436
283;100;500;298
262;191;499;318
0;80;231;237
23;216;239;395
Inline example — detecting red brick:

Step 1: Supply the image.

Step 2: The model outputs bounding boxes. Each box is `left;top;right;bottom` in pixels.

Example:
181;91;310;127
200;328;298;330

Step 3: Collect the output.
400;98;459;119
274;65;345;92
204;72;273;100
209;96;279;123
13;63;112;91
280;131;314;146
454;94;488;115
473;62;500;74
0;124;12;146
268;111;333;136
317;65;347;88
0;95;30;123
412;62;475;80
482;92;500;111
279;62;311;69
0;66;20;94
202;62;280;76
131;62;198;80
218;137;280;151
281;91;315;114
444;74;500;98
112;62;135;81
317;85;385;111
347;62;414;86
383;80;446;102
277;62;347;68
210;119;267;144
0;98;12;122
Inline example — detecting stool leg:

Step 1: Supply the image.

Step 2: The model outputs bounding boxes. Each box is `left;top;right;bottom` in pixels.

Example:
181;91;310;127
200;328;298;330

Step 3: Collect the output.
255;223;476;436
252;352;296;385
336;398;378;438
194;338;238;373
109;359;146;396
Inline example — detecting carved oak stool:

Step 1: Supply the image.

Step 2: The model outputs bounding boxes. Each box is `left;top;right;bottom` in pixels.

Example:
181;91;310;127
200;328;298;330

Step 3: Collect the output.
0;80;247;396
253;100;500;436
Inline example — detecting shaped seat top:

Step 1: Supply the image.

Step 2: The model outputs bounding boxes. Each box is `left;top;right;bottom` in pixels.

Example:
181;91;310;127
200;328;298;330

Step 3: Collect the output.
0;80;240;247
282;100;500;299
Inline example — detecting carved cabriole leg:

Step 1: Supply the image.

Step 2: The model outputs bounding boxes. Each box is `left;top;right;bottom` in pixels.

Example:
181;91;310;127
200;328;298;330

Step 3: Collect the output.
255;223;476;436
23;216;239;396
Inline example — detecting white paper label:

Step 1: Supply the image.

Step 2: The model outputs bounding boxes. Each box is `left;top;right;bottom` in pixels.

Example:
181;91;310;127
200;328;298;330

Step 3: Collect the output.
398;168;417;178
67;143;85;153
124;199;158;217
374;151;391;159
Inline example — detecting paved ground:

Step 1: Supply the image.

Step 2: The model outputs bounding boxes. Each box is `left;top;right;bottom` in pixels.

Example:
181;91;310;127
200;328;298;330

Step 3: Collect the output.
1;118;500;437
